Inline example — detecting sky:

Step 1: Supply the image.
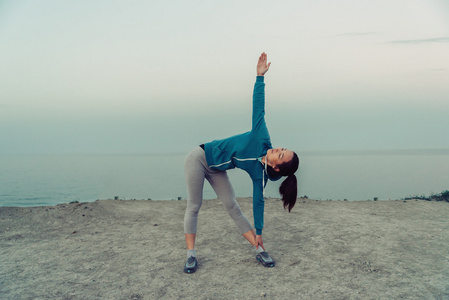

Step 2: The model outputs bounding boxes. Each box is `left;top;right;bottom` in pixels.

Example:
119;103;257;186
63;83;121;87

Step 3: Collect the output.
1;0;448;155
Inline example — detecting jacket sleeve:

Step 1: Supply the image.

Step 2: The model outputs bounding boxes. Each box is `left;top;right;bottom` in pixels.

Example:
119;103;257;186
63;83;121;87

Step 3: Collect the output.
252;76;268;134
252;178;265;235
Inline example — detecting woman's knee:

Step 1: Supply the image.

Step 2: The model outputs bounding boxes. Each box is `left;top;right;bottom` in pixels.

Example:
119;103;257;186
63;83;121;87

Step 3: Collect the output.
186;200;202;215
221;199;242;215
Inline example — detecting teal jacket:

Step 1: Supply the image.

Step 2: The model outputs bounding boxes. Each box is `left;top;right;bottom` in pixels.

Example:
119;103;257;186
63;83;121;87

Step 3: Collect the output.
204;76;280;235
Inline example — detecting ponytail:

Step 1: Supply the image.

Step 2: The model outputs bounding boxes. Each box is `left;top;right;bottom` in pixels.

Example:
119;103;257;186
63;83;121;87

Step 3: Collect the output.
276;152;299;212
279;175;297;212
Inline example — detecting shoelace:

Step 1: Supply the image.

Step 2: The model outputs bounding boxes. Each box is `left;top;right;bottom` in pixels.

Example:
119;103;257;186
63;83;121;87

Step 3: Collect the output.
186;257;196;267
259;252;274;263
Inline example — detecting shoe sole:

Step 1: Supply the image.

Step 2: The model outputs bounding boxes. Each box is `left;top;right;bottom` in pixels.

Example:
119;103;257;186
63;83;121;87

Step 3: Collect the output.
184;266;197;274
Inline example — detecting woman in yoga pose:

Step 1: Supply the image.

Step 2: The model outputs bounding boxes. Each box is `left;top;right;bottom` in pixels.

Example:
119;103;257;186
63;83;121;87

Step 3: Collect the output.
183;52;299;273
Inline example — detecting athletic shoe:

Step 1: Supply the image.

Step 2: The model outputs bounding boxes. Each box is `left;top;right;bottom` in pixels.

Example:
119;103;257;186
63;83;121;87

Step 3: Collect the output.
256;251;275;267
183;256;198;274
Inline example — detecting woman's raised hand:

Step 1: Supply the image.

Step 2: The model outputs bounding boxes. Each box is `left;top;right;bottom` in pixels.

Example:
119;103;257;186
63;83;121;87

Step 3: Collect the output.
257;52;271;76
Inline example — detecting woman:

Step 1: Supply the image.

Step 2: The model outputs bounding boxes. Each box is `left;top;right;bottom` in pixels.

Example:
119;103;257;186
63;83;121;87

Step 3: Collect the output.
183;52;299;274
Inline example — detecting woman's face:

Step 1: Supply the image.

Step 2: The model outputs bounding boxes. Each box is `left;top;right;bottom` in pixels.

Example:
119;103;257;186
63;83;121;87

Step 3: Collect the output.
266;148;294;171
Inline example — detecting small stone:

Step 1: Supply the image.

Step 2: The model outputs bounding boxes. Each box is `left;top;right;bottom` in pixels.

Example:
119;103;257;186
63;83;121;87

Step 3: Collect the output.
260;292;266;297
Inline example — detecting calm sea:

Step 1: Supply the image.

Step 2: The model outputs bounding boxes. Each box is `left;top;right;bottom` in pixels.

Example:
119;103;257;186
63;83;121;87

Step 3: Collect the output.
1;150;448;207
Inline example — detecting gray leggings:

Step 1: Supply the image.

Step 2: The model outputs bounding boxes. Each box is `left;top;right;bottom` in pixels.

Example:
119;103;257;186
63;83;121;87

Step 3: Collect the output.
184;147;253;234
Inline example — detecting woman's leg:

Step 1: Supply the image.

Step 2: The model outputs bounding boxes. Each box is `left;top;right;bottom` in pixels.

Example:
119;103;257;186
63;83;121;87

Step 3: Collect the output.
206;172;268;256
206;171;253;236
242;229;257;247
184;147;254;249
185;234;196;250
184;148;207;250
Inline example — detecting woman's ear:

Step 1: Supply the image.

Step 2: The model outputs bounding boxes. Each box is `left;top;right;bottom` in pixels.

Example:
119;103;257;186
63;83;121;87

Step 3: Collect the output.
273;166;280;172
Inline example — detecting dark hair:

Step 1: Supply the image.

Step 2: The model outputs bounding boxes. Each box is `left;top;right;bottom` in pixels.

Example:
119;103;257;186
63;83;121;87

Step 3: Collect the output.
277;152;299;212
